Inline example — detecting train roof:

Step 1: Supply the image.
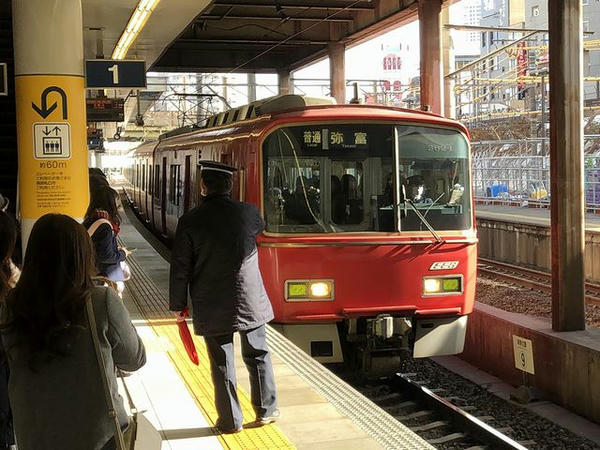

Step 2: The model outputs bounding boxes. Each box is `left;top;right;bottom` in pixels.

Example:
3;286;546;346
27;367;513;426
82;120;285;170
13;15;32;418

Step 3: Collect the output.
131;95;469;155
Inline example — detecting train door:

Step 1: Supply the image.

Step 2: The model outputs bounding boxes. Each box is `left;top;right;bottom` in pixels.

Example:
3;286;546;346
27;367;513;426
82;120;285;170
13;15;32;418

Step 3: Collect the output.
183;155;191;213
161;157;167;235
153;163;160;230
143;162;148;219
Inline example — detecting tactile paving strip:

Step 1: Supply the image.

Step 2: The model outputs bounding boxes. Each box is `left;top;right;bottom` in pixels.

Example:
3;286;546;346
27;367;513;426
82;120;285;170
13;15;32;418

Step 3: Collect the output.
123;252;295;450
265;329;435;450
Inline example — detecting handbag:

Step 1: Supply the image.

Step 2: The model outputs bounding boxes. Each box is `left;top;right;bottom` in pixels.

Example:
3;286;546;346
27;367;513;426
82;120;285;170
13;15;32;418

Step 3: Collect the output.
86;295;162;450
120;261;132;281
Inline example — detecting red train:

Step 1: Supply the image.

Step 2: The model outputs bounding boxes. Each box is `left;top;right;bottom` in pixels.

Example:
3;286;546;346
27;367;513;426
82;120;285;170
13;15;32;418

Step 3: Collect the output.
125;95;477;366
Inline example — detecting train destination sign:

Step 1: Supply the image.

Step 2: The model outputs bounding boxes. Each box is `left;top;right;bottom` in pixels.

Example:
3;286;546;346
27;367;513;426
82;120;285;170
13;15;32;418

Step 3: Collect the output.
301;127;369;150
85;60;146;89
86;98;125;123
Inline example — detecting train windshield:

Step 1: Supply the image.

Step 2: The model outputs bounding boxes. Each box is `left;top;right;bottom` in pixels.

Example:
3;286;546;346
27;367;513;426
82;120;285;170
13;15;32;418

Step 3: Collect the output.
262;123;471;233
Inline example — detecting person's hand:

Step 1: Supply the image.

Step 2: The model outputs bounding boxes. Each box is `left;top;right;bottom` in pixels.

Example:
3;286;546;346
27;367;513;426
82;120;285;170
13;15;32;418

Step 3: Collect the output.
175;308;189;322
121;247;132;257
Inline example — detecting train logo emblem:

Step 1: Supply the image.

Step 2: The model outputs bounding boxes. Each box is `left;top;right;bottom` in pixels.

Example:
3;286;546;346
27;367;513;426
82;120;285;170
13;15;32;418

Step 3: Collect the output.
33;122;71;159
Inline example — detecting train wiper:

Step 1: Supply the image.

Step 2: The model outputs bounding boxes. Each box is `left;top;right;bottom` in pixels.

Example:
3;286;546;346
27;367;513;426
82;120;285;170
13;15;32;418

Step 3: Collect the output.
406;200;444;243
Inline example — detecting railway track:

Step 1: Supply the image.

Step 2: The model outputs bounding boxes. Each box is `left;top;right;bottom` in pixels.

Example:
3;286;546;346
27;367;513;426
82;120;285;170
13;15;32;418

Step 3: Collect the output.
357;373;531;449
477;257;600;304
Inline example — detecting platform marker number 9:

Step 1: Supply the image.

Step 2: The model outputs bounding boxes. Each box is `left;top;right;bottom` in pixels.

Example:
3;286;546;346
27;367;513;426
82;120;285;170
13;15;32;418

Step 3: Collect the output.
108;65;119;85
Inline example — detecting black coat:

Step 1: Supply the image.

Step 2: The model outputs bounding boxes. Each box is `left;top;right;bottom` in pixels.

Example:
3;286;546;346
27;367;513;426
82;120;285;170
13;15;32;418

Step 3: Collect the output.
83;219;126;282
169;194;274;336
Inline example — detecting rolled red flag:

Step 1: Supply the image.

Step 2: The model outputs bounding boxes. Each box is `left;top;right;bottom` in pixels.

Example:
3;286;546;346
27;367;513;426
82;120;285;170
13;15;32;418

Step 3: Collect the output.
176;308;199;365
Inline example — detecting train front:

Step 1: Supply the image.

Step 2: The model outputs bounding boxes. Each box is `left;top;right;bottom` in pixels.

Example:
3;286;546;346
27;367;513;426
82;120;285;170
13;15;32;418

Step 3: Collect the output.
257;111;476;366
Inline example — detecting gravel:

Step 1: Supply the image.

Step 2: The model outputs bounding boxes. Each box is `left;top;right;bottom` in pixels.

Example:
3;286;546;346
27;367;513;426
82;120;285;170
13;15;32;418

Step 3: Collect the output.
476;276;600;328
336;358;600;449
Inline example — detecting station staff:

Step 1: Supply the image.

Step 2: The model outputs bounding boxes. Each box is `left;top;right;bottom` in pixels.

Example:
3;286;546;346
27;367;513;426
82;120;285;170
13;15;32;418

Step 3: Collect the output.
169;161;279;434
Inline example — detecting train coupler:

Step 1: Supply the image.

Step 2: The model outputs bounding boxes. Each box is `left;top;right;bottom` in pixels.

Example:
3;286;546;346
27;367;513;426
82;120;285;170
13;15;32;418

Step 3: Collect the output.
366;314;412;341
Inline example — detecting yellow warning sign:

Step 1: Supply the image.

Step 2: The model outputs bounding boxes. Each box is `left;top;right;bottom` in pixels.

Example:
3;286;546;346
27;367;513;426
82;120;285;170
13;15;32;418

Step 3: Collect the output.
15;75;88;219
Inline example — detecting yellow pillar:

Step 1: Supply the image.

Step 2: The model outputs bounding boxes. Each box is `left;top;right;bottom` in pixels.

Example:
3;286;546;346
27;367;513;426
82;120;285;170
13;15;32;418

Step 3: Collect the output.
13;0;88;251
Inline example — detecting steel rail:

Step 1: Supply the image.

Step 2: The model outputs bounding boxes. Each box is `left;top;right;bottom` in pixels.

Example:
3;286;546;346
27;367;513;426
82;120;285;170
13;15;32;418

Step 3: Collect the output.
477;258;600;304
393;373;529;450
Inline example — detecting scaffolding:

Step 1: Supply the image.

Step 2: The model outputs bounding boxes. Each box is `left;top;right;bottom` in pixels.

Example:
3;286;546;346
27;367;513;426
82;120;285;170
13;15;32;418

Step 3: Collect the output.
472;138;600;210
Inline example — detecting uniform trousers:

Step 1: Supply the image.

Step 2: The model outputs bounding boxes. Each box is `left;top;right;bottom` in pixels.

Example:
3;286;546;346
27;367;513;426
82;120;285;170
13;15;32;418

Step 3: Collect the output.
204;324;277;430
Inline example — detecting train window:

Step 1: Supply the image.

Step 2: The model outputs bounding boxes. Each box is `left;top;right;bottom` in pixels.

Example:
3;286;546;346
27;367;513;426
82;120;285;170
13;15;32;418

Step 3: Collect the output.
262;124;471;233
154;165;160;200
142;164;146;191
169;164;181;206
149;165;153;195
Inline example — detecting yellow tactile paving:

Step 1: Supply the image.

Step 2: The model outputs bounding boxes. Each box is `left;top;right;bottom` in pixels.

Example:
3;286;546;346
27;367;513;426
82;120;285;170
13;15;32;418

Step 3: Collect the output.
123;266;295;449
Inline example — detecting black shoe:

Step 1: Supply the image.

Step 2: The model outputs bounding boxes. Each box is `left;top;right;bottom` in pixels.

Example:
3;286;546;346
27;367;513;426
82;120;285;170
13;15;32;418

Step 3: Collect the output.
213;421;242;434
256;409;280;426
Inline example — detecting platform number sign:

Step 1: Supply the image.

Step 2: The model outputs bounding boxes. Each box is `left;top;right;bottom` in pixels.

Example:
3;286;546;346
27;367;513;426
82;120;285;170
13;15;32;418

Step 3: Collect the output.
512;335;535;375
0;63;7;96
85;60;146;89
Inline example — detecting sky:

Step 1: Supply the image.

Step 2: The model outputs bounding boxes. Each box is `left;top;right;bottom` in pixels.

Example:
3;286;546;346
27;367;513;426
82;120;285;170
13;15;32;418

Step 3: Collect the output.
294;0;480;84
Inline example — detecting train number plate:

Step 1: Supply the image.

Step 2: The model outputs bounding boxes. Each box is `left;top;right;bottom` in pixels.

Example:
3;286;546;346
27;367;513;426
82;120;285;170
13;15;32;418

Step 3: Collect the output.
429;261;459;270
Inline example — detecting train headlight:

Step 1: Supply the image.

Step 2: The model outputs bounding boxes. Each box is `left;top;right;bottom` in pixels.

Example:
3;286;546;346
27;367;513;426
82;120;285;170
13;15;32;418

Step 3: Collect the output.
285;280;334;301
310;282;331;298
423;278;442;294
423;276;463;296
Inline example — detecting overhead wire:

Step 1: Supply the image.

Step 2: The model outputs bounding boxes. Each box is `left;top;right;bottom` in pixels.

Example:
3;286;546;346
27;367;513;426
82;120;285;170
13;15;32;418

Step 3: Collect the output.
224;0;366;74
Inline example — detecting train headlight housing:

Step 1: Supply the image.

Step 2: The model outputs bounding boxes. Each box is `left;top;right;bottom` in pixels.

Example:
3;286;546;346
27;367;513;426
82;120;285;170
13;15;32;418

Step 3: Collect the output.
423;276;463;296
285;280;334;301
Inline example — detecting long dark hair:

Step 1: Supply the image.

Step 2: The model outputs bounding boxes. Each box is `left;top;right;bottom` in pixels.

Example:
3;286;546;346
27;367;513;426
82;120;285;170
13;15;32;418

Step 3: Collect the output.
86;185;121;226
4;214;95;366
0;212;17;300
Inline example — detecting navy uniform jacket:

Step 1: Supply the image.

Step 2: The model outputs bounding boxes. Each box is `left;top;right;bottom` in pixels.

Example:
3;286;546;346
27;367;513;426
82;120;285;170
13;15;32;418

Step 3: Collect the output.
169;194;274;336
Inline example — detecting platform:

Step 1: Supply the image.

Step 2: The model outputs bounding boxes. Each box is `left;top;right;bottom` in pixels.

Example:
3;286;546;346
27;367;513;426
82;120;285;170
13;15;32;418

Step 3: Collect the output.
475;204;600;232
116;206;433;450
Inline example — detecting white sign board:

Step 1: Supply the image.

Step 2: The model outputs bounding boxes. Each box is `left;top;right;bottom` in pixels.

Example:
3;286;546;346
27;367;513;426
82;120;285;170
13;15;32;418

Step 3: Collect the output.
33;122;71;159
513;335;535;374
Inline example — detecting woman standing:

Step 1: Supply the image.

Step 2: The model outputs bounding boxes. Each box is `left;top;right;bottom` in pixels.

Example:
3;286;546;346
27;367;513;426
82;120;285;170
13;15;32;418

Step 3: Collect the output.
1;214;146;449
0;211;18;450
85;186;130;295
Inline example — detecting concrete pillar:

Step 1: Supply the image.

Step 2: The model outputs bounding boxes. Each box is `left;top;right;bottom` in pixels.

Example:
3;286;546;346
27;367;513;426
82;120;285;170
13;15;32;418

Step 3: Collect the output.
548;0;586;331
247;73;256;102
418;0;443;114
278;69;291;96
13;0;89;251
328;42;345;104
442;7;455;118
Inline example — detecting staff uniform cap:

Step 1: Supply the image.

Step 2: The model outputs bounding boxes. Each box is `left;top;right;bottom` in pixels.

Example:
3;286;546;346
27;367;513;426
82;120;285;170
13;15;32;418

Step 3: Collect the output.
199;161;237;175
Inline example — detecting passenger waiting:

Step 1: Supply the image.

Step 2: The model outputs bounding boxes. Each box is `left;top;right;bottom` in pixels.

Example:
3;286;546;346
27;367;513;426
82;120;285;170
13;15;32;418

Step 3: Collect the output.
0;211;18;450
85;186;131;296
0;214;146;450
0;212;19;301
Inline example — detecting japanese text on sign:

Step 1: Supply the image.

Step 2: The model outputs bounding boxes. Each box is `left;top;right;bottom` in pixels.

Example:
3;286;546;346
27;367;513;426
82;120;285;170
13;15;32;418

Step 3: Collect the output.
302;128;368;149
513;335;535;374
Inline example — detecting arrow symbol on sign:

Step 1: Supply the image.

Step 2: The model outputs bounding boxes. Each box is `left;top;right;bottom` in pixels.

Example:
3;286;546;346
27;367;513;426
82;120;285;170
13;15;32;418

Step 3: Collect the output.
42;126;51;136
31;86;68;120
51;126;61;135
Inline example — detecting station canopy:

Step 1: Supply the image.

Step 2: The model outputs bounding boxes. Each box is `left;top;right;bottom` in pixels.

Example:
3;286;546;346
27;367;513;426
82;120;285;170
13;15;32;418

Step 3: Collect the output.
82;0;456;73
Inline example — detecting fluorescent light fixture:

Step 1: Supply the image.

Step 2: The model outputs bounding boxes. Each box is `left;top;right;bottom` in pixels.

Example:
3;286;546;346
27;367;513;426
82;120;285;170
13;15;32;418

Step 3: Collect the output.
111;0;160;60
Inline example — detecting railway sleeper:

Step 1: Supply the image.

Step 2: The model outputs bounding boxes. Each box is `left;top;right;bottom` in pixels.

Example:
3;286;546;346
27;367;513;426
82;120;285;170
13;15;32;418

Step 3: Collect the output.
371;393;403;403
395;409;433;421
410;420;450;432
427;432;467;444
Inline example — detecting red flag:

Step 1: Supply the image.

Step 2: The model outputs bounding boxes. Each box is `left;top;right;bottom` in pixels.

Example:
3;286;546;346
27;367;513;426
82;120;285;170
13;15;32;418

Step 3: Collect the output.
176;308;199;365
